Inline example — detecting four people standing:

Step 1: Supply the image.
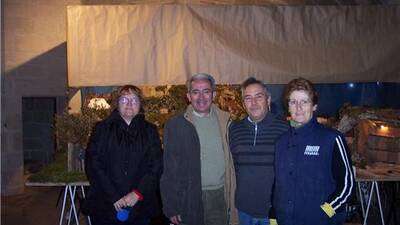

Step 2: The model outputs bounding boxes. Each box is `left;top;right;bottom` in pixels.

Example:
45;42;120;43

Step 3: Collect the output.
229;77;289;225
85;76;354;225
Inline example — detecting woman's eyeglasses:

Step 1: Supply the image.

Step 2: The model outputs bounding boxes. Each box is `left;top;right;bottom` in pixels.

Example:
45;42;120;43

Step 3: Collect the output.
288;99;312;107
119;96;140;105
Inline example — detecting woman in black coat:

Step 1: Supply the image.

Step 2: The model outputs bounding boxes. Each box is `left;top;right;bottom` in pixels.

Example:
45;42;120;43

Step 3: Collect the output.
85;85;163;225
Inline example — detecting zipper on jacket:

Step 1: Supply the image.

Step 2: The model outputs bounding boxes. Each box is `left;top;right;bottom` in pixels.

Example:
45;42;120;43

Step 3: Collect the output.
253;123;258;146
247;117;258;146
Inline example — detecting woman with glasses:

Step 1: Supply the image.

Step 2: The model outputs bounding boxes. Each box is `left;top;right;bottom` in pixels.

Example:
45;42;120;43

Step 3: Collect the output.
84;85;163;225
269;78;354;225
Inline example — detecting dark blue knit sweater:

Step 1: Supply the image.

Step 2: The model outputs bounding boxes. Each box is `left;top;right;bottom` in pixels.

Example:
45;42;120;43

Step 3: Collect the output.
228;113;289;217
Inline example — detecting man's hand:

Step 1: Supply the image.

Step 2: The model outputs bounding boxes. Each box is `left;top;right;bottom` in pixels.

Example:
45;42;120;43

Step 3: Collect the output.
123;191;139;207
170;215;182;224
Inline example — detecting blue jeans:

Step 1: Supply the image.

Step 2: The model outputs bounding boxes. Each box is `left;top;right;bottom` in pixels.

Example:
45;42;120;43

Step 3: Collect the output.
238;210;269;225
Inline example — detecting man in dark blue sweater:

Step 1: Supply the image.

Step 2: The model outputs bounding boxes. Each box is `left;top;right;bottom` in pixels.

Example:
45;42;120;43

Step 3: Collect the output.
229;77;289;225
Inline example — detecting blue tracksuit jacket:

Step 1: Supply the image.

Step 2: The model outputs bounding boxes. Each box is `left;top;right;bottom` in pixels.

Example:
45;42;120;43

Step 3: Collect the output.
271;117;354;225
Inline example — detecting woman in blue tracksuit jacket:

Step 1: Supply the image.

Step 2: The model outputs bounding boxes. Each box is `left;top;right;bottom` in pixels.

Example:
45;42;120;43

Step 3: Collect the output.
269;78;354;225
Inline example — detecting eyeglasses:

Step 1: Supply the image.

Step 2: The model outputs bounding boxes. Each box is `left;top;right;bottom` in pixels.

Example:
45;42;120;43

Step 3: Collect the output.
189;89;213;96
244;94;266;103
288;99;312;107
119;96;140;105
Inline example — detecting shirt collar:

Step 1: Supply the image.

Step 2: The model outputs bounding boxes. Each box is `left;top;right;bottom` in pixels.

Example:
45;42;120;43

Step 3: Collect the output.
290;116;318;134
192;108;213;118
246;113;274;125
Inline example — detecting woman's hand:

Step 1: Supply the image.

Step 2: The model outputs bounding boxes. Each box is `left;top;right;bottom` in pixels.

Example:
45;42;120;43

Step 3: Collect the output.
113;198;126;211
123;191;139;207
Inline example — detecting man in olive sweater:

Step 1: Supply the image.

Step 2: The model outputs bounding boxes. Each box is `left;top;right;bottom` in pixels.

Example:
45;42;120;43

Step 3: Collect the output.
161;73;238;225
229;77;289;225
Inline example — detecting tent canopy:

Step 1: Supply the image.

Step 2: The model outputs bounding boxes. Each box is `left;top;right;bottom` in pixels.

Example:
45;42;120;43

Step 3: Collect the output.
67;4;400;86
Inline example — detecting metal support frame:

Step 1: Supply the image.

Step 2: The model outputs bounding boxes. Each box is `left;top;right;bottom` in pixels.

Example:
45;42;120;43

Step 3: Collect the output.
59;184;92;225
358;181;385;225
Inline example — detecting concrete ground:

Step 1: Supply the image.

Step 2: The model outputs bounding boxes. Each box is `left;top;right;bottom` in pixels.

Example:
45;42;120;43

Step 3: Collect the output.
1;187;361;225
2;186;64;225
1;186;169;225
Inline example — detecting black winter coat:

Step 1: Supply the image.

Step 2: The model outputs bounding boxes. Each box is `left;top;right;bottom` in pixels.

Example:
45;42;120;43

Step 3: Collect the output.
84;110;163;221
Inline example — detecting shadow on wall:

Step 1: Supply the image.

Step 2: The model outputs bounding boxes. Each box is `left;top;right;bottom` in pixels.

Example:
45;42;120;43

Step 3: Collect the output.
2;42;68;195
3;42;69;131
5;42;67;93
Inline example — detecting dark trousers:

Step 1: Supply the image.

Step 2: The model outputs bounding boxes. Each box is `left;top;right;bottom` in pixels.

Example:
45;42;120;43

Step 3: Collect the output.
202;187;227;225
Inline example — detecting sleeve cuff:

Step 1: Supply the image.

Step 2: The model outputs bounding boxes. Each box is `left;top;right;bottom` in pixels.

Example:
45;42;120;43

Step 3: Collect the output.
132;189;144;201
269;219;278;225
320;202;336;218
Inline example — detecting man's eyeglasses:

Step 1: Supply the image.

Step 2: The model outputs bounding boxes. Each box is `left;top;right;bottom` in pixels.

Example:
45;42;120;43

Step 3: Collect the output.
119;96;140;105
244;94;266;103
288;99;312;107
190;89;213;96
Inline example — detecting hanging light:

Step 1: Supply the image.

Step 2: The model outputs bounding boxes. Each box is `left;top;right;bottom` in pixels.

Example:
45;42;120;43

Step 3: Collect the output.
379;124;389;133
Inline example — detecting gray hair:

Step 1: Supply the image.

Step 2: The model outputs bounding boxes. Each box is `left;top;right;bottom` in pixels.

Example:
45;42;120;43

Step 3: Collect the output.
241;77;270;98
186;73;216;91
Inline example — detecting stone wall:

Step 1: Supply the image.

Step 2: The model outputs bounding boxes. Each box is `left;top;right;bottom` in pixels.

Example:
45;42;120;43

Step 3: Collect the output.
1;0;79;195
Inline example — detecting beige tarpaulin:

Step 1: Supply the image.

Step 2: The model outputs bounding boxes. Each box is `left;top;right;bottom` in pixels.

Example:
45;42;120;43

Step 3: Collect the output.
67;4;400;86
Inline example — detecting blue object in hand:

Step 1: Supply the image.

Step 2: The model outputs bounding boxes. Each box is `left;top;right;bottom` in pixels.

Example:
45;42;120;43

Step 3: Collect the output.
116;208;131;222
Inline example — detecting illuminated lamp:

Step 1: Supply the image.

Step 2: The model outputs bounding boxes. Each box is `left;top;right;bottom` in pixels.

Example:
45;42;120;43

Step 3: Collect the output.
88;98;110;109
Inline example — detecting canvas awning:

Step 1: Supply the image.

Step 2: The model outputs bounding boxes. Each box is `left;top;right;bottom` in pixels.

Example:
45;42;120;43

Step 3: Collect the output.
67;4;400;86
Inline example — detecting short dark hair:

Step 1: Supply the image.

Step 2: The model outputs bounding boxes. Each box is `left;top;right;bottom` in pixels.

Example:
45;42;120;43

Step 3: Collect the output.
241;77;270;97
115;85;145;113
283;77;318;109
